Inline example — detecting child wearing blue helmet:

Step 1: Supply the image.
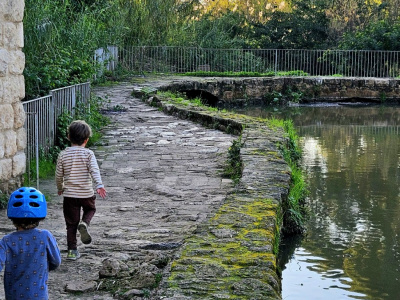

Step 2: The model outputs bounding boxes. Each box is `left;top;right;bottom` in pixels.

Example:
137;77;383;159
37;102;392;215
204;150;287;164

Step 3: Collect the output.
0;187;61;299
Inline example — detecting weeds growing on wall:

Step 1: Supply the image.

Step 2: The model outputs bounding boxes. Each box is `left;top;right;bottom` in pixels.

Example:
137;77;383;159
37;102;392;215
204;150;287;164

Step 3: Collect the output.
264;86;304;105
266;118;308;235
223;136;244;185
278;119;308;235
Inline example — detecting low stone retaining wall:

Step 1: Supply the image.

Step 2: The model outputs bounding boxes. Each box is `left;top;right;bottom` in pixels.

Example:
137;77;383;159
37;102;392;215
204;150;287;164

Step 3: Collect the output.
143;95;291;299
159;76;400;105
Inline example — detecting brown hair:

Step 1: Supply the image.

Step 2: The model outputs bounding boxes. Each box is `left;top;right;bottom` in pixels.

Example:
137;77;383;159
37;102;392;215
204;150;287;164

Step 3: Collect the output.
68;120;92;145
11;218;43;230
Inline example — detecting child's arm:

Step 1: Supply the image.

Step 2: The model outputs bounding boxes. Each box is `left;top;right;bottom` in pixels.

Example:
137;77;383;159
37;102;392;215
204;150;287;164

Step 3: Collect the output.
46;232;61;271
97;187;107;199
89;152;107;199
0;239;6;272
55;154;65;195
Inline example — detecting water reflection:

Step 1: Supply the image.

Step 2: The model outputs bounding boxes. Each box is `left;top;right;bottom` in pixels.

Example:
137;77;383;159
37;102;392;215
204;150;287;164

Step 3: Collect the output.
234;104;400;300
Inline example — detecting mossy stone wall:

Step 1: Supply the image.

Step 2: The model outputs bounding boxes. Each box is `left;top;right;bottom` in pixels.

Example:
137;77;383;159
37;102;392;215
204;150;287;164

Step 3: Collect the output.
145;95;291;299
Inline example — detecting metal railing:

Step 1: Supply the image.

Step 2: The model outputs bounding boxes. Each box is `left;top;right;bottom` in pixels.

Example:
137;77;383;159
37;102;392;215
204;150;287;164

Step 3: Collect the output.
119;46;400;78
23;82;91;164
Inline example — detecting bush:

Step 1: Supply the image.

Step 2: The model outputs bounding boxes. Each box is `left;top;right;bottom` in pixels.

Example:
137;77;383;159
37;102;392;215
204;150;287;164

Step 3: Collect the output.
56;94;110;151
23;0;126;99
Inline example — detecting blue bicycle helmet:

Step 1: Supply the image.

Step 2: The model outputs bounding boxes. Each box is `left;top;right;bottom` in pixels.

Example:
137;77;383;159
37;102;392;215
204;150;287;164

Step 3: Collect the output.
7;187;47;219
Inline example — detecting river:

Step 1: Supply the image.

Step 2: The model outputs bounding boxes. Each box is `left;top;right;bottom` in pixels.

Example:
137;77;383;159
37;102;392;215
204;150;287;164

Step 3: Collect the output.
234;103;400;300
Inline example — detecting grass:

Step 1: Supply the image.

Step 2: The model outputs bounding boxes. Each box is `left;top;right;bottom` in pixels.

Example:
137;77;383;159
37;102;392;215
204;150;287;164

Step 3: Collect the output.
280;119;309;235
157;91;223;112
179;70;309;77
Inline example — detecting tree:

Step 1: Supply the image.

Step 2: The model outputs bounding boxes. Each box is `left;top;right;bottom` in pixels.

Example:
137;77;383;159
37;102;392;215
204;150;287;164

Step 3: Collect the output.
339;20;400;50
249;0;330;49
118;0;199;46
23;0;126;99
173;11;249;48
197;0;292;22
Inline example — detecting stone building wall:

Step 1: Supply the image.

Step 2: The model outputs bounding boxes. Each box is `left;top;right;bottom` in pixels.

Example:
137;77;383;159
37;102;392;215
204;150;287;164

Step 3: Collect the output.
162;77;400;105
0;0;26;193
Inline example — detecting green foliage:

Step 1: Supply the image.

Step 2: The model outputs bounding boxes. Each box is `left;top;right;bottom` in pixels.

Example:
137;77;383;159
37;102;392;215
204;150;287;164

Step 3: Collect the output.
380;92;387;103
157;92;220;113
180;70;309;77
280;120;308;235
56;95;110;150
249;0;331;49
24;149;58;184
223;137;244;185
264;87;304;106
119;0;195;46
340;20;400;50
282;120;302;165
0;192;8;210
267;118;308;235
265;91;283;105
56;109;74;151
174;11;249;48
22;0;400;100
25;94;109;184
23;0;126;99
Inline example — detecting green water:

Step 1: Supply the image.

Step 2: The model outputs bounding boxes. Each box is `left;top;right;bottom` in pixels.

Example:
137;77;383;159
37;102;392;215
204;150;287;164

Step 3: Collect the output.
235;104;400;300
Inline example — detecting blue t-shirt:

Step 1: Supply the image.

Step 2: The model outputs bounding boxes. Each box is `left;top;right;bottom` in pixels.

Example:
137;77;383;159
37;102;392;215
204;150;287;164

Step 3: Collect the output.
0;228;61;300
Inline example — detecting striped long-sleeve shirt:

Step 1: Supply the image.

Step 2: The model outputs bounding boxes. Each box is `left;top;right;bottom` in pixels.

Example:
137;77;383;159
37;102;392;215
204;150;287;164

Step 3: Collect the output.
56;146;104;198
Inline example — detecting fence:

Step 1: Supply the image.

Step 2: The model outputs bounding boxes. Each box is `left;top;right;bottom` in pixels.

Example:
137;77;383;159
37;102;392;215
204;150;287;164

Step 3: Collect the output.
23;82;91;165
94;46;119;78
119;46;400;78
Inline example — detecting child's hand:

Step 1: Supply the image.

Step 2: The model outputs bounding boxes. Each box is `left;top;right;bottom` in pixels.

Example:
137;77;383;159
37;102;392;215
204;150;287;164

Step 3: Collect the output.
58;191;63;196
97;187;107;199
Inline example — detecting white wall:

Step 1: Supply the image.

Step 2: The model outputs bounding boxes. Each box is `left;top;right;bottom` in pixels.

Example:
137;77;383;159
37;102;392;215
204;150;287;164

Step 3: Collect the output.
0;0;26;192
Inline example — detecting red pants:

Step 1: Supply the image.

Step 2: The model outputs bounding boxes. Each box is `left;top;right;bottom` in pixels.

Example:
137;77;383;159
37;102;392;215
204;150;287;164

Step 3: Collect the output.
63;196;96;250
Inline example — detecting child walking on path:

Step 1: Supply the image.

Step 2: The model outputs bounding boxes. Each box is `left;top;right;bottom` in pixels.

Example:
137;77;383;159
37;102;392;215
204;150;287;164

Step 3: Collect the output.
0;187;61;299
56;120;107;260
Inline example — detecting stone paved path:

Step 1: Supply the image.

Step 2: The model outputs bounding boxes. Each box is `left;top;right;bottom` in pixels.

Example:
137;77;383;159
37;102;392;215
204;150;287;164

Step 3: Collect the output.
0;79;235;299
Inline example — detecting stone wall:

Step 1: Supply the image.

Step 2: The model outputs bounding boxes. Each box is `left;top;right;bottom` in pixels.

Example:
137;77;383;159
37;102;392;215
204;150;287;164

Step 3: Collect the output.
0;0;26;193
161;77;400;105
